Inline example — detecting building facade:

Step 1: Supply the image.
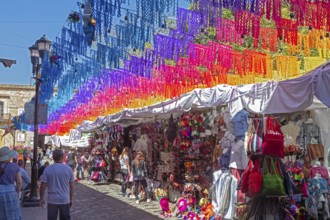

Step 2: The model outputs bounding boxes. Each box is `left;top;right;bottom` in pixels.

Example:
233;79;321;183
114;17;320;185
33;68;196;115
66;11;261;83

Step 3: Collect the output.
0;84;35;147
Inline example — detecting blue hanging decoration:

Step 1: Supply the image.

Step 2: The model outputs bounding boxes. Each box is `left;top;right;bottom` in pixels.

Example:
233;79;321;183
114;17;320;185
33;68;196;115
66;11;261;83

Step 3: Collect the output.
82;1;96;46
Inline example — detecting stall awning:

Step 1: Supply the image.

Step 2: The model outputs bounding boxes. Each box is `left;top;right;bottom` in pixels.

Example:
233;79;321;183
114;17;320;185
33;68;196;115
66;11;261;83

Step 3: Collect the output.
75;62;330;136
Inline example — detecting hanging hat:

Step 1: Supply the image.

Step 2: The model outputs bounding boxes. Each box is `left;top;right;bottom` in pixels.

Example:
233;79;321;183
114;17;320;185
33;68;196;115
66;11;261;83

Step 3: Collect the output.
177;198;188;213
159;197;170;211
0;146;16;162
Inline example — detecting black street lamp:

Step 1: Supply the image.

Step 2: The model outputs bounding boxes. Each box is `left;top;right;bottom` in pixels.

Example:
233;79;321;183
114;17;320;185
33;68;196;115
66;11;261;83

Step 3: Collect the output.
28;35;51;201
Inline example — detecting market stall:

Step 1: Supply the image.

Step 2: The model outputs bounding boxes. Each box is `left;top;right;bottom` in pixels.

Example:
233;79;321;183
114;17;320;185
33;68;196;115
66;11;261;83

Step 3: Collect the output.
70;62;330;219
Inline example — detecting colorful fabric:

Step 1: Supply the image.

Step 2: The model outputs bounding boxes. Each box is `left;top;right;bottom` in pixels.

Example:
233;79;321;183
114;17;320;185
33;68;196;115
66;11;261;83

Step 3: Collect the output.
299;122;321;150
231;110;249;140
307;178;330;218
0;184;21;220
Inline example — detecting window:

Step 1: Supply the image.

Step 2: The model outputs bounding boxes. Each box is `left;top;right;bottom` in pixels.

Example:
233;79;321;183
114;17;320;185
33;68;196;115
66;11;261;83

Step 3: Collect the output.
0;101;4;118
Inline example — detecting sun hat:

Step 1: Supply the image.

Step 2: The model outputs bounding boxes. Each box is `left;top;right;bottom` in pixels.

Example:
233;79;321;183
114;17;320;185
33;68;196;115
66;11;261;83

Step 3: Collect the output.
0;146;16;162
159;197;170;211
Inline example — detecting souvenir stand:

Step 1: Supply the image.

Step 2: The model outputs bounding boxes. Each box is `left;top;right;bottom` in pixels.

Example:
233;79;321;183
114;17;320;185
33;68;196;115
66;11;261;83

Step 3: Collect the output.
73;63;330;219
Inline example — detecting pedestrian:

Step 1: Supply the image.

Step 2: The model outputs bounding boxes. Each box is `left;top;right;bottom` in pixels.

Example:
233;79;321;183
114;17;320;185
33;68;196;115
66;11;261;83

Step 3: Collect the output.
23;148;29;168
0;146;22;220
29;151;33;168
48;148;53;163
131;151;150;204
37;149;44;169
67;148;77;172
18;159;31;191
119;147;130;197
87;148;96;181
40;149;75;220
38;161;49;180
46;147;50;158
76;151;87;180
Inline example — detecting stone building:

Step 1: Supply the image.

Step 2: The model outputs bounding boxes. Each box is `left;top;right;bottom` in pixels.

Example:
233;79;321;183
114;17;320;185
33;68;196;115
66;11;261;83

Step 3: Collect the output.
0;84;35;147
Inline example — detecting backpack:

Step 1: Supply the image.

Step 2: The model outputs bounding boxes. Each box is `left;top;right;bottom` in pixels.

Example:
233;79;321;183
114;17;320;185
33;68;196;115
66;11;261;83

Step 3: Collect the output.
0;162;9;177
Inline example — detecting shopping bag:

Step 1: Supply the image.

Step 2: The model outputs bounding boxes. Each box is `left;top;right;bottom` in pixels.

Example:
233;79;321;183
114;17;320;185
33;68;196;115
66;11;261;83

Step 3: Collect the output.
262;117;284;158
240;160;253;193
260;157;286;196
247;119;263;155
248;159;262;197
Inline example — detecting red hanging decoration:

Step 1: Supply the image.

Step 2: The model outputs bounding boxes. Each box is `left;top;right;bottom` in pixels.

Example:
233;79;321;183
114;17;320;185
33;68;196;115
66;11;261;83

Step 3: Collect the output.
259;28;278;52
276;18;298;45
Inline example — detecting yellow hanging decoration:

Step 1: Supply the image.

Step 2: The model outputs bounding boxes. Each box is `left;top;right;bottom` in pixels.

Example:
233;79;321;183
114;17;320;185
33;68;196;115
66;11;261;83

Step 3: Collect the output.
304;57;326;72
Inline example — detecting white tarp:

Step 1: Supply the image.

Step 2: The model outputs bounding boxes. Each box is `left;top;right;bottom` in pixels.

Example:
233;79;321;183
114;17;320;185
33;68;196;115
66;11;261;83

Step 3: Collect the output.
76;62;330;134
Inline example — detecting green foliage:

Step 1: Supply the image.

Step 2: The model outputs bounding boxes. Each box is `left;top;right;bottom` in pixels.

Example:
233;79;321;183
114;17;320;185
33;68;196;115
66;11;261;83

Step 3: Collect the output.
222;8;234;20
165;59;176;66
195;27;217;44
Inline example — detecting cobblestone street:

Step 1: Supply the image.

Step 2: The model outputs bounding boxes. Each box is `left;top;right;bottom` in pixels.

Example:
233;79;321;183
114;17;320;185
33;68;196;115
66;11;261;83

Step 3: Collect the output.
22;182;163;220
22;162;166;220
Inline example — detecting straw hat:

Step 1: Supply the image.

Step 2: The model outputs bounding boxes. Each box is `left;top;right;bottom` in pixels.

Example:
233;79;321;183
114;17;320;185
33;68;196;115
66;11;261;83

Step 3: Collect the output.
0;146;16;162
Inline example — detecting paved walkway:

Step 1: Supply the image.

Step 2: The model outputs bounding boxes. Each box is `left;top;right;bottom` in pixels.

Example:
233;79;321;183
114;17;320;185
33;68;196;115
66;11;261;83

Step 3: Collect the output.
22;182;162;220
21;161;166;220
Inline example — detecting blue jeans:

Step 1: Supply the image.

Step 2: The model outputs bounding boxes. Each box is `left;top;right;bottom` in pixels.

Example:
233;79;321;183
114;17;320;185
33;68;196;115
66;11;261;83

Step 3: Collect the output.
47;203;70;220
76;164;84;179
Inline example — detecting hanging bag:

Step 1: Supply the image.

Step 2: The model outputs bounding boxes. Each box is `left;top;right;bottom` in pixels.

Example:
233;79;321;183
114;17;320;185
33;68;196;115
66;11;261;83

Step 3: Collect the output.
247;158;263;197
262;117;285;158
240;160;253;193
260;157;286;196
247;118;263;155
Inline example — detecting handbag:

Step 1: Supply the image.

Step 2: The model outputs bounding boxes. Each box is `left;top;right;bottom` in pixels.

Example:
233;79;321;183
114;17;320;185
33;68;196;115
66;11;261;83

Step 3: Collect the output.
262;117;285;158
247;119;263;155
248;158;263;197
260;157;286;196
240;160;253;193
91;171;101;181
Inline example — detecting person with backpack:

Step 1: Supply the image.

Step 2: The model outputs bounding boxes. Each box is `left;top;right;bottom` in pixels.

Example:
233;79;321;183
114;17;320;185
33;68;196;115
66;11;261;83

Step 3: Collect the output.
0;146;22;220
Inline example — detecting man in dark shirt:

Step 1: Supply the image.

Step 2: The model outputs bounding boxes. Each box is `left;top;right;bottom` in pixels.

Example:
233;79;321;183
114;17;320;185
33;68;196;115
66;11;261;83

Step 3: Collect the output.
38;161;49;180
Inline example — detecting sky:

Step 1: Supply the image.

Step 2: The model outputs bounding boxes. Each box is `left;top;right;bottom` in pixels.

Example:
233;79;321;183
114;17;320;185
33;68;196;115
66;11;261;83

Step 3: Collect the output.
0;0;77;85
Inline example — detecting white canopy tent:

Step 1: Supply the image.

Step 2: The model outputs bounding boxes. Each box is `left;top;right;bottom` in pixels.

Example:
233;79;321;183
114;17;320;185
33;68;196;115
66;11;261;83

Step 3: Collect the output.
71;62;330;164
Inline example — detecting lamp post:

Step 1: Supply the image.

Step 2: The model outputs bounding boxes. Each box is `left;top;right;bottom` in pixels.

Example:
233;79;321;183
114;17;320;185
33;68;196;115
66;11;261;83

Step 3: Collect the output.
28;35;51;200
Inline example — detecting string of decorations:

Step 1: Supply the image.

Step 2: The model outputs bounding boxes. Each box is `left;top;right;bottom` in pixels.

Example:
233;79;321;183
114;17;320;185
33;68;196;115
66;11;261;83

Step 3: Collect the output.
15;0;330;134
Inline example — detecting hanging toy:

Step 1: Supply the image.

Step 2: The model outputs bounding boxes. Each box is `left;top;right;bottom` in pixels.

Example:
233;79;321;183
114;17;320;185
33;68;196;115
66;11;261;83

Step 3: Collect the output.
68;11;80;23
82;1;95;46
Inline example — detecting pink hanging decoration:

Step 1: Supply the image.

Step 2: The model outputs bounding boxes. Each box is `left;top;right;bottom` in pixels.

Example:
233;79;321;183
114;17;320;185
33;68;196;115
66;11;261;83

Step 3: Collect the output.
193;44;213;69
263;0;281;22
252;15;261;48
235;11;252;36
208;42;233;70
234;11;261;44
217;18;243;45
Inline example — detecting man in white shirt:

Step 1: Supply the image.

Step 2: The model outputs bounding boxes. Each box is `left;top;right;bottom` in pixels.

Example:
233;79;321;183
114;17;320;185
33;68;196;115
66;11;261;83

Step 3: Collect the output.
40;149;75;220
